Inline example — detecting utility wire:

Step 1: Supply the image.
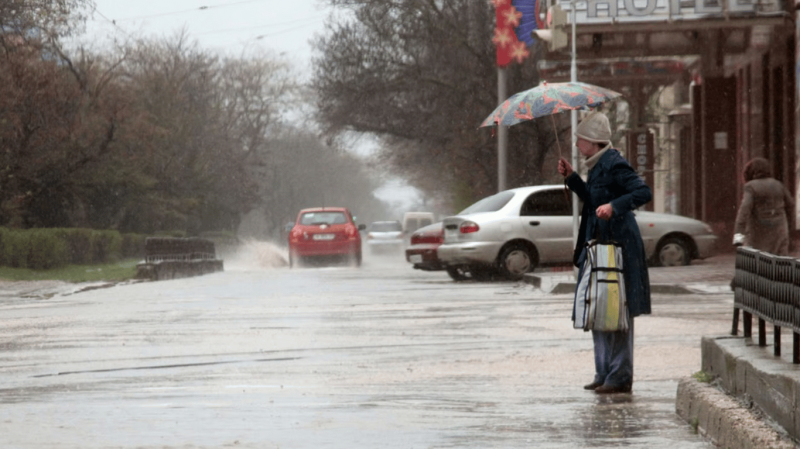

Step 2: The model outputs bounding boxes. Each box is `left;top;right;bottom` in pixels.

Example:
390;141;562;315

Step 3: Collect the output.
196;14;326;37
93;2;328;41
91;7;135;39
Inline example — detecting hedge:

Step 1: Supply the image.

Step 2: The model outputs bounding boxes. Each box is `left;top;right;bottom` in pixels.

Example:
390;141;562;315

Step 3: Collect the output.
0;227;149;270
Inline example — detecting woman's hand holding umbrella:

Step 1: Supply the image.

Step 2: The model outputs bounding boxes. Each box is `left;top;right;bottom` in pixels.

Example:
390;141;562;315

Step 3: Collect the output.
558;157;573;177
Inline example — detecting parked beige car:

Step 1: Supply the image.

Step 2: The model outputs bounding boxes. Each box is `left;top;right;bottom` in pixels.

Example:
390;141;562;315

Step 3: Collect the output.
437;185;718;281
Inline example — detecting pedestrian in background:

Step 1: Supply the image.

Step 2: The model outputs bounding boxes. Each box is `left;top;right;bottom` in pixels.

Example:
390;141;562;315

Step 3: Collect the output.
732;157;794;255
557;111;652;394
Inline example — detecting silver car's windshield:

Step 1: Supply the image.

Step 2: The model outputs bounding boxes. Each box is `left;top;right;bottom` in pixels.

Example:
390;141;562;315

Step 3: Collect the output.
458;191;515;214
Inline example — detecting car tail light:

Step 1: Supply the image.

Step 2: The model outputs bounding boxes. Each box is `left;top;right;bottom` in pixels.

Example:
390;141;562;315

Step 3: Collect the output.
289;228;306;242
460;221;479;234
412;231;443;245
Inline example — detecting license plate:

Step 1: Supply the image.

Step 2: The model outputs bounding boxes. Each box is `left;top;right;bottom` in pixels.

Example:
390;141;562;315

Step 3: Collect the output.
313;234;335;240
409;254;423;263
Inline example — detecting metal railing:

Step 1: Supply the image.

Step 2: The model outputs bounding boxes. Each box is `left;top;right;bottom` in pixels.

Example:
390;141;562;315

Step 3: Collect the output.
144;237;217;263
732;246;800;363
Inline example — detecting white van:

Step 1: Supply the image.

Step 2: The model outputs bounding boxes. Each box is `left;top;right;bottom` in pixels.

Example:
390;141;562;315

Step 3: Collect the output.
402;212;435;235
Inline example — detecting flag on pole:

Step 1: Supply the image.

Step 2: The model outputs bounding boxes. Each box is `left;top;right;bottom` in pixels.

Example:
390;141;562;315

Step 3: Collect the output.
492;0;542;67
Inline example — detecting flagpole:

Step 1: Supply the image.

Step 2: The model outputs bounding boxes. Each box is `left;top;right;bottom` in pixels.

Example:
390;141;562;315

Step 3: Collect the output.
498;67;507;193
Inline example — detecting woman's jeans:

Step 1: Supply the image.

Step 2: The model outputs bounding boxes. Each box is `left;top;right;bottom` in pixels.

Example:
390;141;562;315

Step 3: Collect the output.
591;317;634;387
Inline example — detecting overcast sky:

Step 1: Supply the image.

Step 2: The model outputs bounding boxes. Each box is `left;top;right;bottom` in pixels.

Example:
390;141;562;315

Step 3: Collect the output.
78;0;330;74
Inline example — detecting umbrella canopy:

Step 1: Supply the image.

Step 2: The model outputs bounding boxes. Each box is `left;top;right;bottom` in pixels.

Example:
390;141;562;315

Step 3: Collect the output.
480;81;623;128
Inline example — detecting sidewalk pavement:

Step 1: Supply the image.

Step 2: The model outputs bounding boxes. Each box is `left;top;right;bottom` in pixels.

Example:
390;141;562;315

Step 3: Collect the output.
525;253;739;295
525;251;800;448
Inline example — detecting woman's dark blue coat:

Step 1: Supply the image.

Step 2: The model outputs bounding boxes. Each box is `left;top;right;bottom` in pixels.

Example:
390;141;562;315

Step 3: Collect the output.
566;148;652;318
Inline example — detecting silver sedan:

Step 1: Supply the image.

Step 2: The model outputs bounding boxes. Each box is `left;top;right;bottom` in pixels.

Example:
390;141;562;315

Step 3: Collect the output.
437;185;718;281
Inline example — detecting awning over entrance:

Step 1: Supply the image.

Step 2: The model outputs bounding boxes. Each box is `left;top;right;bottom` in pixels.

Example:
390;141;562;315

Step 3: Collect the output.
541;16;786;61
538;57;690;86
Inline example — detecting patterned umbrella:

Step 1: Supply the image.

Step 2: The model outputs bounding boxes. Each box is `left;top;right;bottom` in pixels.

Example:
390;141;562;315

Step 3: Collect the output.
480;81;623;128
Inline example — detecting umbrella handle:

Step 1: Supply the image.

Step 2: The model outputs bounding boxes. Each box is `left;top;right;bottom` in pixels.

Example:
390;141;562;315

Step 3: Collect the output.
550;114;563;159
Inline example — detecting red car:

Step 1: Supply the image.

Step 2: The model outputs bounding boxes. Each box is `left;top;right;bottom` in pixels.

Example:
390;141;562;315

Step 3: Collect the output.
405;222;445;272
288;207;365;267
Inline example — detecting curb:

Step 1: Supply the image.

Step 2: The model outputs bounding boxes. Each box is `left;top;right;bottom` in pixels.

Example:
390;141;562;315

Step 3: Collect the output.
701;336;800;444
523;274;716;295
675;377;797;449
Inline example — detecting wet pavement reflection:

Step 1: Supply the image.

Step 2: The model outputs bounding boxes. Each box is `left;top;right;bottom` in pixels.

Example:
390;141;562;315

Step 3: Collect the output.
0;247;725;448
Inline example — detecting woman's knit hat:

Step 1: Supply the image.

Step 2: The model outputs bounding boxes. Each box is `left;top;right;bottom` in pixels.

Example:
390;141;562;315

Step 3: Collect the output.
576;111;612;143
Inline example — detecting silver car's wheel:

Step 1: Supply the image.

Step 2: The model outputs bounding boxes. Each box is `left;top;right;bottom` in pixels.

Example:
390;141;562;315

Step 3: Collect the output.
657;237;691;267
499;245;535;280
446;265;470;281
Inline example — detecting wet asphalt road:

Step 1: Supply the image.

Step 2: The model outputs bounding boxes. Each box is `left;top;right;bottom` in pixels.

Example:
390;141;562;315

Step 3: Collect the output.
0;251;727;448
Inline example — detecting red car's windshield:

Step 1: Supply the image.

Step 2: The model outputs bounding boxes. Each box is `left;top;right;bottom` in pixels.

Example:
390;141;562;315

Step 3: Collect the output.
300;212;348;225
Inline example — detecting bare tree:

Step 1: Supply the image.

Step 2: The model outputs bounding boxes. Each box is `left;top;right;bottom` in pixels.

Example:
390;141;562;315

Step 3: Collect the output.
0;27;127;228
108;33;276;233
0;0;91;40
312;0;565;209
0;4;401;235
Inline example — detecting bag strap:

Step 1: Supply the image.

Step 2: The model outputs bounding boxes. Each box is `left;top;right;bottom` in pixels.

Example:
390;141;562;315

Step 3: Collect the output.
588;221;621;248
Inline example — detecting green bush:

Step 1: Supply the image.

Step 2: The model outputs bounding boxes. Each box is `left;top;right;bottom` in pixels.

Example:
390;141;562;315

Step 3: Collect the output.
91;230;122;263
0;227;10;266
121;233;147;259
27;229;68;269
0;227;143;269
4;230;30;268
55;228;94;265
692;370;715;383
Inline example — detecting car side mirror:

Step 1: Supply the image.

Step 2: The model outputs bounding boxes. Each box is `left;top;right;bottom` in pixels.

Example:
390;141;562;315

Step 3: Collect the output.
358;224;366;231
284;222;294;232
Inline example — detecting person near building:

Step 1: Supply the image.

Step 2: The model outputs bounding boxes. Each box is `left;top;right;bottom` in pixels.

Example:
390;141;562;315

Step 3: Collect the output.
732;157;794;255
557;111;653;394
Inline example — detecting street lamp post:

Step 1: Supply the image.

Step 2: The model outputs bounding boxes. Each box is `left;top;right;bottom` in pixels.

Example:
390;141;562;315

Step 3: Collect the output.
569;0;578;245
498;67;507;193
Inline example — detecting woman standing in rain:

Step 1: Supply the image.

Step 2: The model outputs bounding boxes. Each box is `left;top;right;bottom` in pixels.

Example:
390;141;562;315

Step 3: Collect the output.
557;111;652;394
733;157;794;255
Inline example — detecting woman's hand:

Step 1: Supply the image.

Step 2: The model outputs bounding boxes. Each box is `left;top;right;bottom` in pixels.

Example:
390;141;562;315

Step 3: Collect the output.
596;204;613;220
557;157;573;177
